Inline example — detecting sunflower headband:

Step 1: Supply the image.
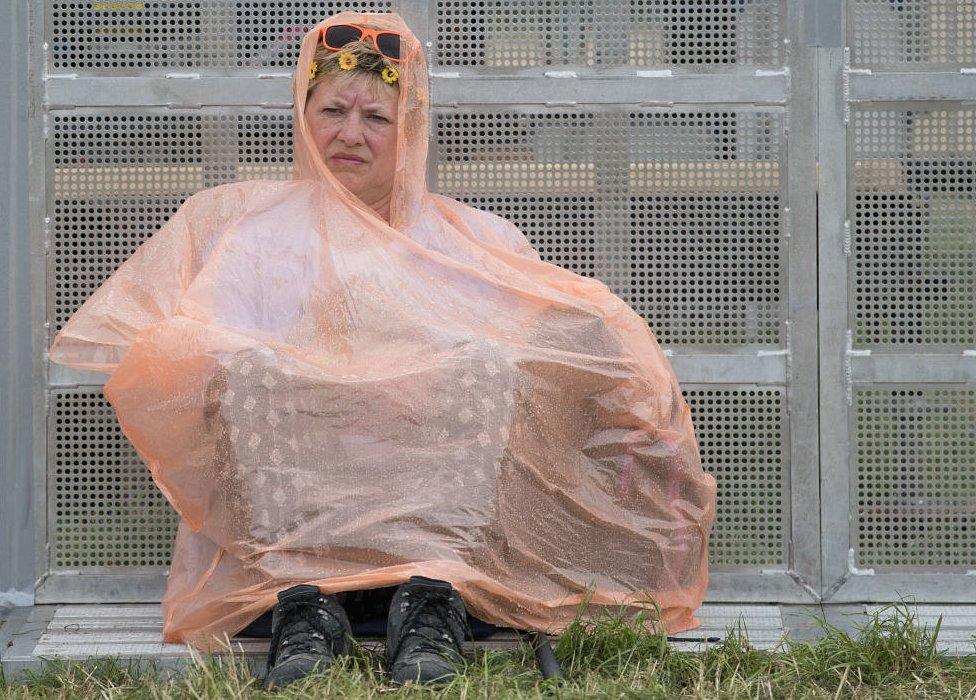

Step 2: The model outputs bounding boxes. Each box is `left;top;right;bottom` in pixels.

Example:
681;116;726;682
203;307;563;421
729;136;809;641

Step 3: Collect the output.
309;52;399;85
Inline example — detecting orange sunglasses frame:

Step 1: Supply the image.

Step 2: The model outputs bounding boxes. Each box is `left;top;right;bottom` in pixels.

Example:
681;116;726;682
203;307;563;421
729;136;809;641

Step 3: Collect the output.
321;24;403;64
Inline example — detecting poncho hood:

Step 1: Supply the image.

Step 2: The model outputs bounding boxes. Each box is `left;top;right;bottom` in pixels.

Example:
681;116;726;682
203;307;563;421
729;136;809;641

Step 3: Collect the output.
292;11;429;231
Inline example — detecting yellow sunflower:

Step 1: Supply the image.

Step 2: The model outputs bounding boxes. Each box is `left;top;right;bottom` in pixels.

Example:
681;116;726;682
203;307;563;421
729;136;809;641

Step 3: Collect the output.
338;52;357;70
308;61;318;81
381;65;399;85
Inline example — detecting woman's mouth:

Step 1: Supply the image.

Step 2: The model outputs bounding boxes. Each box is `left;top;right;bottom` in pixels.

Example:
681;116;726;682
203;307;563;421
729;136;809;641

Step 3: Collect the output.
331;155;365;164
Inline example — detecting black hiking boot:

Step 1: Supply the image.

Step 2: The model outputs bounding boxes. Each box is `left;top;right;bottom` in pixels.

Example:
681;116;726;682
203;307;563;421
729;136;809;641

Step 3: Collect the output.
263;584;353;690
385;575;471;685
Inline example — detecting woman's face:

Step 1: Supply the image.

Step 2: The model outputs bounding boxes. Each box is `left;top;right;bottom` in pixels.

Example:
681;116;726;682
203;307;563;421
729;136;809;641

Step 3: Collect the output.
304;73;399;215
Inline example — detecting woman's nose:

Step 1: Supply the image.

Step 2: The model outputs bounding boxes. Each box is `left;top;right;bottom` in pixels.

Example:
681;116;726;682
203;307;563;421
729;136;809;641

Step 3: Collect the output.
337;114;366;145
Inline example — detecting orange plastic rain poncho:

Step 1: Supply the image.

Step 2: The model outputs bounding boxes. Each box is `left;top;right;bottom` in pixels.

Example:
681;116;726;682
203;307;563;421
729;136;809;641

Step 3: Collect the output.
47;11;717;650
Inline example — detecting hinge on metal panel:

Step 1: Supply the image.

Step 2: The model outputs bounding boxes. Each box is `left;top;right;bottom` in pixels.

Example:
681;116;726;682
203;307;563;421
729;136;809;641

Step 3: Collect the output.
844;329;871;406
842;219;851;256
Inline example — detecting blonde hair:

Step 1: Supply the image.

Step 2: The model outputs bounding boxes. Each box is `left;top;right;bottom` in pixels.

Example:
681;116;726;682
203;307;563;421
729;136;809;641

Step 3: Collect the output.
307;38;399;100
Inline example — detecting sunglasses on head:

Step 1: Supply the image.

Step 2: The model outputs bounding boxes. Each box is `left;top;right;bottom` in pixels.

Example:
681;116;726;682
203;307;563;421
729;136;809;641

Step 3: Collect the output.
321;24;402;63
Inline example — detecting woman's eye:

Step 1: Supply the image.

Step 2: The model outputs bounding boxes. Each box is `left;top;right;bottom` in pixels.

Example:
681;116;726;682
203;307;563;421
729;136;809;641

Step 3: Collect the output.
370;115;387;122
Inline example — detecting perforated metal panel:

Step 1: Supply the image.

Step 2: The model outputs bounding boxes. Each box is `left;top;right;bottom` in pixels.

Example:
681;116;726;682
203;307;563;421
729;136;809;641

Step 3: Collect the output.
685;387;788;567
850;105;976;347
49;388;179;569
436;108;786;345
849;0;976;70
50;109;292;335
854;387;976;569
48;1;394;73
819;7;976;602
435;0;784;68
33;0;820;604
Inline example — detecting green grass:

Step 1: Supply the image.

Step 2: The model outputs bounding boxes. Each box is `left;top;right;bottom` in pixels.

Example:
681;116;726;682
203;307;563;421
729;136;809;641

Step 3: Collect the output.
2;601;974;699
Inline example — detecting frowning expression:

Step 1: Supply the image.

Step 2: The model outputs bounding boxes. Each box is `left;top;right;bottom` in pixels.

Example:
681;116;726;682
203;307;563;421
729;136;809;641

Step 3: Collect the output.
304;73;399;212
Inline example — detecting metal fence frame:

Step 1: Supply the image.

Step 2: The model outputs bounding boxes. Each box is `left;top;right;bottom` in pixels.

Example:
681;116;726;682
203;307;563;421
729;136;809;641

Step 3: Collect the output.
818;4;976;603
0;0;35;607
17;0;924;603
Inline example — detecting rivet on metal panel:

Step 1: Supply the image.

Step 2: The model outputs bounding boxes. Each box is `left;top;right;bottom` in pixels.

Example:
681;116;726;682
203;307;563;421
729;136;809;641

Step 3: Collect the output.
963;350;976;356
544;70;577;78
842;219;850;256
661;347;673;357
782;207;791;239
960;68;976;75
